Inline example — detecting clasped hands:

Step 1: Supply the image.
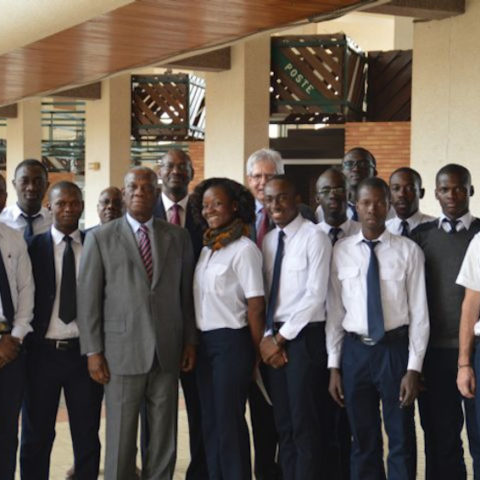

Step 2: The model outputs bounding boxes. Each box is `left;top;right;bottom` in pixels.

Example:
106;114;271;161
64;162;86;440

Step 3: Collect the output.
260;334;288;369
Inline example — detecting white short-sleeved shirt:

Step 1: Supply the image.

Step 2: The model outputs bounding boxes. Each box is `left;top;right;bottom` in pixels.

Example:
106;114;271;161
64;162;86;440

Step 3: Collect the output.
456;232;480;335
194;236;264;332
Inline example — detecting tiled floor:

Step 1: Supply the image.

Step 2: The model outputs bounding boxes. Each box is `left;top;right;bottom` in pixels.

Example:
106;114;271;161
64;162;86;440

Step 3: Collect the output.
15;395;473;479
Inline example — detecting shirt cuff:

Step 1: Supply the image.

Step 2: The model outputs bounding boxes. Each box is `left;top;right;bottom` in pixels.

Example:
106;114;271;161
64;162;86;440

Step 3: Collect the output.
87;351;101;356
407;353;424;373
328;353;341;369
11;325;32;342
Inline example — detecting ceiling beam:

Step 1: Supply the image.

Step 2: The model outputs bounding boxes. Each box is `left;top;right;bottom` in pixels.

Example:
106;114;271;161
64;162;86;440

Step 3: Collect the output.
51;82;101;100
366;0;465;19
0;104;17;118
163;47;231;72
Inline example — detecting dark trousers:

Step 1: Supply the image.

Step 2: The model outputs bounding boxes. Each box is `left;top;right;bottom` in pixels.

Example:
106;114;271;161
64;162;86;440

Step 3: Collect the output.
140;369;208;480
267;324;329;480
419;347;480;480
20;340;103;480
342;334;416;480
196;327;254;480
0;348;26;480
249;364;282;480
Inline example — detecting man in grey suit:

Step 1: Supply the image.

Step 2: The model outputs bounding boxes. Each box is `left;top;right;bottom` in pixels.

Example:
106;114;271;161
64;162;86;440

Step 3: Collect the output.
77;167;197;480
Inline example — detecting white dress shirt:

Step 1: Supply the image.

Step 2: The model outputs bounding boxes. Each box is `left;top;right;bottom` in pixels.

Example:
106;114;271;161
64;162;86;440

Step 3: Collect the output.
438;211;474;233
194;236;264;332
317;218;361;241
45;226;83;340
162;192;188;228
327;229;429;372
386;210;435;235
0;223;34;340
456;232;480;336
263;214;331;341
0;204;52;236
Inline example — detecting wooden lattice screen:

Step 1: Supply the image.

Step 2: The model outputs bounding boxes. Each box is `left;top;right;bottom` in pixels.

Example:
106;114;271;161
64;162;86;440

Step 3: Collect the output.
367;50;412;122
131;74;205;141
270;35;367;124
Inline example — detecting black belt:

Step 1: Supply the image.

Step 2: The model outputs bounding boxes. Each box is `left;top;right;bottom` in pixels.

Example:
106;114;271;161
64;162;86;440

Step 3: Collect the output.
346;325;408;346
41;337;80;351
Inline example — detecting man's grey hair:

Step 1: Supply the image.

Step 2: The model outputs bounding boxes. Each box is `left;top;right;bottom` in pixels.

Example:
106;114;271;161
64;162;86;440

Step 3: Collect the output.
246;148;284;176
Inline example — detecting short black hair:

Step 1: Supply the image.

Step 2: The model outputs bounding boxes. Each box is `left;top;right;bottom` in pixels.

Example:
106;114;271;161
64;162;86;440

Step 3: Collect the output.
14;159;48;180
316;167;346;189
390;167;423;188
48;181;82;202
265;174;298;195
435;164;471;185
343;147;377;167
190;177;255;227
357;177;390;201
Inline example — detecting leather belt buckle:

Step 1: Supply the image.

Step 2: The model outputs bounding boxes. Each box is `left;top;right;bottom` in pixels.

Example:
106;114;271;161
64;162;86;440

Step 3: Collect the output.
55;340;70;351
360;336;377;346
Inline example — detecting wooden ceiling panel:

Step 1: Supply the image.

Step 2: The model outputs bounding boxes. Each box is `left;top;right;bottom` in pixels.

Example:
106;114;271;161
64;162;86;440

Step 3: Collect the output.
0;0;370;106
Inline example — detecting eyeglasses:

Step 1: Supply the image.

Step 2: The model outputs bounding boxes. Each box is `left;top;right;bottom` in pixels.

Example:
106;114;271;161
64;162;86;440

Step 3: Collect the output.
342;159;375;171
317;186;346;196
249;173;275;182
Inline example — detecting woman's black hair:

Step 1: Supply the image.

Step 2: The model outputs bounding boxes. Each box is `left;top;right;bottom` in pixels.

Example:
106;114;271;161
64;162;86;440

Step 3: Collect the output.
190;177;256;228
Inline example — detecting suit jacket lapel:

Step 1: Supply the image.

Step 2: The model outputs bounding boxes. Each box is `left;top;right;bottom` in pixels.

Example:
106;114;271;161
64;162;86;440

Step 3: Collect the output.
151;219;172;288
117;217;151;286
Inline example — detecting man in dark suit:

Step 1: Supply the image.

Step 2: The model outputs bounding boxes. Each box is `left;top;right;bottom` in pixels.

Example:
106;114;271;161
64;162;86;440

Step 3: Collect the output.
20;181;103;480
77;167;197;480
152;149;206;479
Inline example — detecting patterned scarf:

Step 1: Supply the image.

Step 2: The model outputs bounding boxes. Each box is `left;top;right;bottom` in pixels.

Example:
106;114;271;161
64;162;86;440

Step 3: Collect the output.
203;218;251;251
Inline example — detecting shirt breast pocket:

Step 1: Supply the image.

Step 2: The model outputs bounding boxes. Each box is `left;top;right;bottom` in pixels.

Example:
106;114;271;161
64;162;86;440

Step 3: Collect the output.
337;267;360;297
205;263;229;295
380;267;405;303
284;256;307;287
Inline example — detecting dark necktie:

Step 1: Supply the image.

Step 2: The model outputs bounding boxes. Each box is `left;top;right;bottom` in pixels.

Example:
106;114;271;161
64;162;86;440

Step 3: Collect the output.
266;230;285;331
400;220;410;237
169;204;181;226
444;218;459;234
138;224;153;282
363;240;385;343
329;227;342;245
21;213;37;242
0;250;14;333
256;208;270;248
349;204;358;222
59;236;77;324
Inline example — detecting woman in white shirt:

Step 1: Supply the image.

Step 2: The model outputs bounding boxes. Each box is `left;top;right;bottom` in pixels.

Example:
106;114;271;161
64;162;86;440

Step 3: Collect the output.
190;177;265;480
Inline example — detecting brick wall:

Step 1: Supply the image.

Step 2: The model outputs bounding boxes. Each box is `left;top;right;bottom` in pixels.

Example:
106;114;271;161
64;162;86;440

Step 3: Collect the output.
345;122;411;182
188;141;204;191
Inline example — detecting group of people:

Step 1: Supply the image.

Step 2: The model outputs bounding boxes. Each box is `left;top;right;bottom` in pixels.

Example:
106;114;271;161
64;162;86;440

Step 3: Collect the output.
0;146;480;480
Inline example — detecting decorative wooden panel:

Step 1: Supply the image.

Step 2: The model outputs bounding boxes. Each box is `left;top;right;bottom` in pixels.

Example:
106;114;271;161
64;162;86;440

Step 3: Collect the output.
270;34;366;124
131;74;205;141
367;50;412;122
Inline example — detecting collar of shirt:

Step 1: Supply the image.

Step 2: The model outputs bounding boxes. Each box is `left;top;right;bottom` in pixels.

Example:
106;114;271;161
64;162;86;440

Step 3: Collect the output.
50;225;82;245
275;212;303;240
318;218;350;235
161;192;188;213
353;228;392;247
12;203;47;221
126;213;154;234
392;210;422;231
255;199;264;217
438;211;473;231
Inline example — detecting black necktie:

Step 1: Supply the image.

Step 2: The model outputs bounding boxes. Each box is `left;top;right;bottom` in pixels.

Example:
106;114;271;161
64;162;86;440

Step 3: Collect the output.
21;213;37;242
363;240;385;343
266;230;285;331
0;250;14;333
444;218;459;234
400;220;410;237
59;236;77;324
329;227;342;245
349;204;358;222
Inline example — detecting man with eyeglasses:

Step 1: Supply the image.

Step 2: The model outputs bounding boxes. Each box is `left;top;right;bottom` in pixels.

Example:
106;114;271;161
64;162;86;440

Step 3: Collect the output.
386;167;433;237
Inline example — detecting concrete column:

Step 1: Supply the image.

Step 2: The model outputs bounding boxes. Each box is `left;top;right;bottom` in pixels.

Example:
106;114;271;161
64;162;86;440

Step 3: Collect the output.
204;35;270;183
84;74;131;226
5;98;42;203
411;0;480;215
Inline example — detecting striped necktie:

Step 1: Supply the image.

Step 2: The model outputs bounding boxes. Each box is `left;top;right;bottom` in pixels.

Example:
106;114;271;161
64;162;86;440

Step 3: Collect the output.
138;224;153;281
169;204;181;226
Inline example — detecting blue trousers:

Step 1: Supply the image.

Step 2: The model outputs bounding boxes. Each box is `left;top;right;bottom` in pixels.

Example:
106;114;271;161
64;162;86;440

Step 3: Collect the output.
0;348;26;480
342;334;416;480
196;327;254;480
419;347;480;480
20;341;103;480
267;323;329;480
